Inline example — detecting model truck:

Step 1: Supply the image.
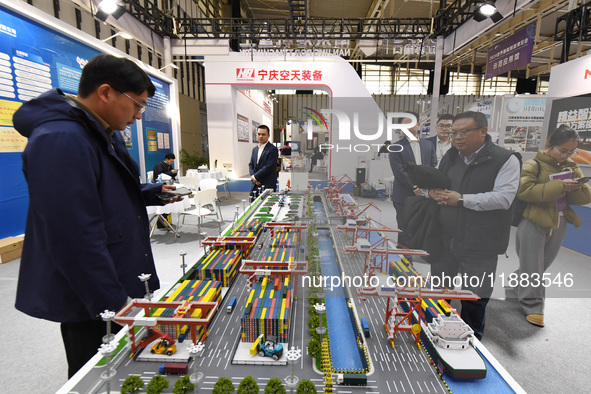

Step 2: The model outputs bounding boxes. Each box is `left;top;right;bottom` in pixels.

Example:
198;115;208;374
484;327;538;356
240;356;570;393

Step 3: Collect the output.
227;296;237;313
159;363;188;374
360;317;370;338
336;373;367;386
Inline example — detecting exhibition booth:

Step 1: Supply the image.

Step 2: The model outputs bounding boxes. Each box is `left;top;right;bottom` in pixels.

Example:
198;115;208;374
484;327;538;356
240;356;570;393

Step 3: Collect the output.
0;1;590;394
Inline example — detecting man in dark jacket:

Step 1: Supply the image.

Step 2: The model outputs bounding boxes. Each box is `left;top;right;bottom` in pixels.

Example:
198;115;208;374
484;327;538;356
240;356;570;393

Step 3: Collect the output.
389;112;437;251
153;152;178;181
249;124;279;198
428;111;520;339
13;54;178;378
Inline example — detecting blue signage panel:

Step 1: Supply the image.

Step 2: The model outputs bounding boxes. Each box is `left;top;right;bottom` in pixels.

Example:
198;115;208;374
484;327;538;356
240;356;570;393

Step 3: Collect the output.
0;5;173;237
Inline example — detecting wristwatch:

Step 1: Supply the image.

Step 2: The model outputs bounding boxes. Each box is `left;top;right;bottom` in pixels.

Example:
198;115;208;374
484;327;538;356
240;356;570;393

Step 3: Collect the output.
457;195;464;207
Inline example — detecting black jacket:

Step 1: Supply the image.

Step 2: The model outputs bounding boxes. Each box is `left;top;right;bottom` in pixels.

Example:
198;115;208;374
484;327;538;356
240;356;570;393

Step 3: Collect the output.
402;196;442;259
13;89;161;322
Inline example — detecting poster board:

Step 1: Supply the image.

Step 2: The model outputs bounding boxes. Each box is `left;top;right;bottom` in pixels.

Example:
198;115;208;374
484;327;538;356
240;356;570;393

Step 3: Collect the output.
546;95;591;165
0;1;179;238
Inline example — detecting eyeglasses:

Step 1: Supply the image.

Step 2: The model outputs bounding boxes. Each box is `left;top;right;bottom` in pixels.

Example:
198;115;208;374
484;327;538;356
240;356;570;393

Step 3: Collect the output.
553;147;579;158
120;92;146;114
112;87;146;114
437;124;452;129
449;128;481;139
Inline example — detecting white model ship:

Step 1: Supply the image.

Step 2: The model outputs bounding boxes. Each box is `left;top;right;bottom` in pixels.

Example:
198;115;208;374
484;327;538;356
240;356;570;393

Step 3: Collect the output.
422;310;487;379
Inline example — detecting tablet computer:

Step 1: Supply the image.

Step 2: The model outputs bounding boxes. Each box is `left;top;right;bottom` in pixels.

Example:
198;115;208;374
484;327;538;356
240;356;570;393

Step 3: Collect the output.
156;187;193;201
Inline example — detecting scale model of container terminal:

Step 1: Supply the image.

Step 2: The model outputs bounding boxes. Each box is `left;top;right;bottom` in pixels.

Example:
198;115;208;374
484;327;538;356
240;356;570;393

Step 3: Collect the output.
61;174;521;394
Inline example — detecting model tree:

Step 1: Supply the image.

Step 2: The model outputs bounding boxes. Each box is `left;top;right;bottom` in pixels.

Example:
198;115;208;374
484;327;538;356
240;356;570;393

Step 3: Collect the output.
307;314;319;330
120;375;144;393
296;379;317;394
264;377;286;394
146;375;169;394
307;338;320;359
173;376;195;394
213;377;235;393
237;376;259;394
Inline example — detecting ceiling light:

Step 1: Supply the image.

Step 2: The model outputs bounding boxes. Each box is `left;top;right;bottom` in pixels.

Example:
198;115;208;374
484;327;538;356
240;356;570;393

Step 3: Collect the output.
96;0;125;21
474;1;503;23
479;3;496;17
101;31;132;42
98;0;118;14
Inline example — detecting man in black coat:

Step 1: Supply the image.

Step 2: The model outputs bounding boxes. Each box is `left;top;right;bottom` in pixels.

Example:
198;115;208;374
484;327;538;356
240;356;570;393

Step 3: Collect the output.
153;152;178;181
249;125;279;198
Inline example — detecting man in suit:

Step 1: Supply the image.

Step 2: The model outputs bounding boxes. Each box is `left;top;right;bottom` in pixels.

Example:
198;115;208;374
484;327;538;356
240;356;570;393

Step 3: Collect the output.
389;112;437;250
249;124;279;198
427;114;454;164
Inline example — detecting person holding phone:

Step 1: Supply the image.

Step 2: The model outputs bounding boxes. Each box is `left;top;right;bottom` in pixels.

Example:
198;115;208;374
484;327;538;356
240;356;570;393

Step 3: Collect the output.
514;125;591;327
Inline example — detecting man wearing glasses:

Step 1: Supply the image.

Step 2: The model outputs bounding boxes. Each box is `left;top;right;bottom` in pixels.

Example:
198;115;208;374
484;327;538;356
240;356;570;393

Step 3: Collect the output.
428;111;520;340
427;114;454;163
13;54;178;377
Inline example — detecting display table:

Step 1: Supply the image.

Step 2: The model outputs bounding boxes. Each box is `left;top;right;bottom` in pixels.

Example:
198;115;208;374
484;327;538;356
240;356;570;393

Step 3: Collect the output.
185;169;224;180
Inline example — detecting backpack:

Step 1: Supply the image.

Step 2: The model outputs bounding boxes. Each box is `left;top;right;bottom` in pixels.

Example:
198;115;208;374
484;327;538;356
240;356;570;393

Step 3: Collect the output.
511;158;541;227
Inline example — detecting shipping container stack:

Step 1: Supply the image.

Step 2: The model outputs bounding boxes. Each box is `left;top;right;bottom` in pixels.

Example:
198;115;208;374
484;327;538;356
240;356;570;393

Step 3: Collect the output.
240;276;292;343
153;279;222;340
230;219;263;237
195;249;242;287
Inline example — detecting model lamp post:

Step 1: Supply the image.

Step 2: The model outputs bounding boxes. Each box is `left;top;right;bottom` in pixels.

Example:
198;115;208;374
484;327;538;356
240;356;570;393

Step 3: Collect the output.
179;250;188;275
99;341;117;392
284;346;302;392
188;341;205;388
314;303;327;335
100;310;116;344
138;273;152;300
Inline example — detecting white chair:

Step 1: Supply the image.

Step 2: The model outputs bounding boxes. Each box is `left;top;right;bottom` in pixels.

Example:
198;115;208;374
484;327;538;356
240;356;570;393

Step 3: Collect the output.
176;191;212;245
176;190;221;243
215;168;231;199
199;177;218;190
197;186;223;222
147;171;154;183
178;176;200;191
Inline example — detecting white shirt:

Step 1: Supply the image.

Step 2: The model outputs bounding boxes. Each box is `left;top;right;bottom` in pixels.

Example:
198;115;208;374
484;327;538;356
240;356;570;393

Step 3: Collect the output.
435;137;452;162
408;138;422;165
257;141;269;164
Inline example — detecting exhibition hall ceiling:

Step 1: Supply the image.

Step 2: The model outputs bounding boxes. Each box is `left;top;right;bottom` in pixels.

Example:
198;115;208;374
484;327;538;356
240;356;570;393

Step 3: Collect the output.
236;0;590;79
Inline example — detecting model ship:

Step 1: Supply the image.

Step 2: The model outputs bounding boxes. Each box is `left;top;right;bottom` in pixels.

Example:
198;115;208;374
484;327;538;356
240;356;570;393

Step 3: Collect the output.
422;310;487;380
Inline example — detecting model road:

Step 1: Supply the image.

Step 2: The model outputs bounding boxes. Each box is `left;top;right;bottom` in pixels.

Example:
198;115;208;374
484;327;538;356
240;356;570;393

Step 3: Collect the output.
65;198;448;393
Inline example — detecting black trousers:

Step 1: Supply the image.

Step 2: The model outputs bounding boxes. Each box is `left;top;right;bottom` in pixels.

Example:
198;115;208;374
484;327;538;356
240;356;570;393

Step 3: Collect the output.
393;201;411;249
429;233;498;340
60;320;121;378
